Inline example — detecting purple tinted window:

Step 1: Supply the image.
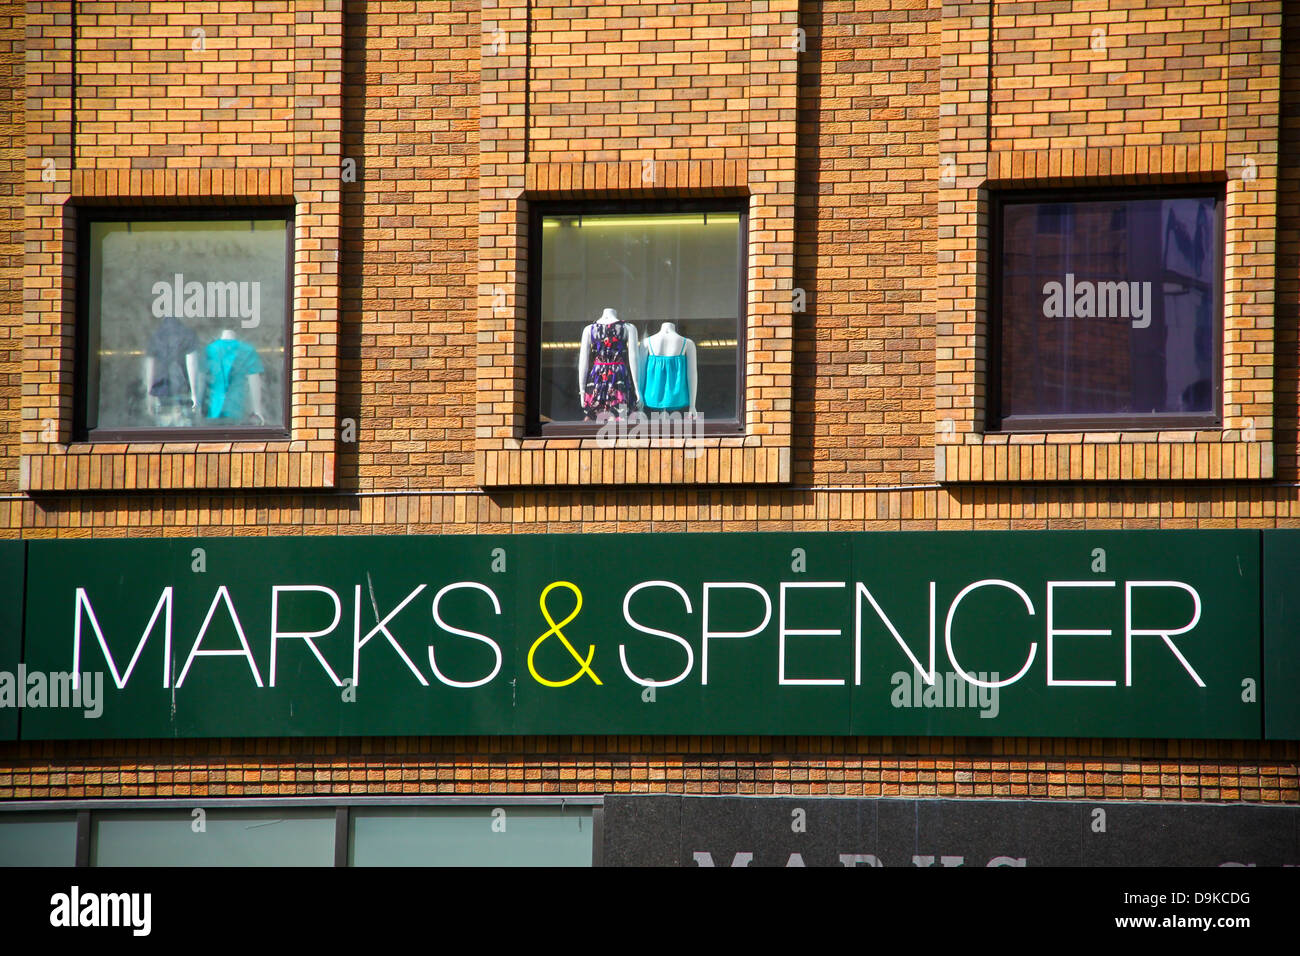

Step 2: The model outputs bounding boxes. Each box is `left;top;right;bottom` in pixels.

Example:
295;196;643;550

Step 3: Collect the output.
998;194;1219;428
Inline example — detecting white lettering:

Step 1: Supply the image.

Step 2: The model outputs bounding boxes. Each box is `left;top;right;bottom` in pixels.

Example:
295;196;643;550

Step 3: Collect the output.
1046;581;1117;687
428;582;503;689
945;579;1037;688
700;583;772;686
779;581;846;686
175;586;265;688
73;587;173;690
620;581;695;688
352;584;429;686
50;886;151;937
269;585;344;687
855;582;936;686
1124;581;1205;687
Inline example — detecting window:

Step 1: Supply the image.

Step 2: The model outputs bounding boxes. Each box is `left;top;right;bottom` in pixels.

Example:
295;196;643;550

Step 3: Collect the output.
993;187;1222;431
0;812;77;866
76;207;293;441
528;201;746;436
0;799;600;867
349;805;593;867
91;809;335;867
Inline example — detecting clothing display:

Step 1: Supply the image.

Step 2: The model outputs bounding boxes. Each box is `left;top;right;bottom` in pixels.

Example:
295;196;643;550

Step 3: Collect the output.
581;322;637;419
642;339;691;411
204;337;265;420
146;317;199;403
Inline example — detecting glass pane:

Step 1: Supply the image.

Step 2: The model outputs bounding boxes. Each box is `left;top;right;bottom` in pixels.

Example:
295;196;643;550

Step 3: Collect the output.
0;813;78;866
349;805;592;866
538;210;741;425
999;195;1217;422
85;217;289;434
91;809;334;866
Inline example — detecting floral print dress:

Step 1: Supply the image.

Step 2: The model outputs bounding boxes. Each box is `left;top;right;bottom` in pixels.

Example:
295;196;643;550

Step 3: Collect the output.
582;321;637;419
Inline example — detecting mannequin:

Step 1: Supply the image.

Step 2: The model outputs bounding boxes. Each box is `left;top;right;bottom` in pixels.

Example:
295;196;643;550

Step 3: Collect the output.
143;315;200;427
205;328;267;424
577;307;641;420
641;321;698;415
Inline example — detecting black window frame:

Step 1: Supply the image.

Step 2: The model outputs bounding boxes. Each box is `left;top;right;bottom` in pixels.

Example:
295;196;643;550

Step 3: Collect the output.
526;198;748;438
989;184;1224;433
73;204;295;443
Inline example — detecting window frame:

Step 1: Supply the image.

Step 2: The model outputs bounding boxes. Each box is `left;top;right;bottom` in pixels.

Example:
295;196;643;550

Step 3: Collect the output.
989;184;1225;433
525;198;749;438
73;204;295;443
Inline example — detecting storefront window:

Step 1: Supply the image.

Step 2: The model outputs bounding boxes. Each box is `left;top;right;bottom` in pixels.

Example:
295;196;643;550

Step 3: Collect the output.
0;813;77;866
994;189;1221;431
349;805;593;866
78;208;292;440
0;800;599;867
90;809;335;867
530;203;746;435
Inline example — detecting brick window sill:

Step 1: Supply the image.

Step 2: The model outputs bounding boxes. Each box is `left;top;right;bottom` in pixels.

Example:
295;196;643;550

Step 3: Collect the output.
478;442;791;488
936;434;1271;483
21;442;336;492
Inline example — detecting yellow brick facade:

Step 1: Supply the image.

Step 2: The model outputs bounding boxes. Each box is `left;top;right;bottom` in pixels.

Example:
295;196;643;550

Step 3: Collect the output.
0;1;1297;803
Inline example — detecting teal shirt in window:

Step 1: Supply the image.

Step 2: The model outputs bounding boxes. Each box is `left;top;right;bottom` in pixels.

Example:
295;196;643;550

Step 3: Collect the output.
205;338;264;420
643;350;690;410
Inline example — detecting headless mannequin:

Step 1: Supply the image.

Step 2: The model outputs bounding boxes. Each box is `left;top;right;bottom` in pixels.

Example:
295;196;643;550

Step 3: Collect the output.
642;321;698;414
577;307;642;412
212;328;267;424
143;314;200;424
144;353;199;417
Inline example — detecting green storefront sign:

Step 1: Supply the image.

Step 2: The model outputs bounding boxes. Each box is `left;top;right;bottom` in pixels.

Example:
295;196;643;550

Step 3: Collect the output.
0;541;24;741
1263;530;1300;740
6;530;1293;740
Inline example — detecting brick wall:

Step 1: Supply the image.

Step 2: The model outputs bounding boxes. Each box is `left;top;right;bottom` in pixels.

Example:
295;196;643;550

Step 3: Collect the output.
938;0;1280;484
21;1;341;493
2;737;1297;802
0;4;20;493
0;0;1297;804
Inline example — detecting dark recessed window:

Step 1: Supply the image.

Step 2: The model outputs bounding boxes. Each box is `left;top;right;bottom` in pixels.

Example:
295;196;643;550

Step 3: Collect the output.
994;187;1222;432
76;207;293;441
528;201;746;437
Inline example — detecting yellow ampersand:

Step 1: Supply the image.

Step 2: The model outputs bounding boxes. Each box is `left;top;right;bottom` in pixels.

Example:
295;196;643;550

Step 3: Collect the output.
527;581;602;687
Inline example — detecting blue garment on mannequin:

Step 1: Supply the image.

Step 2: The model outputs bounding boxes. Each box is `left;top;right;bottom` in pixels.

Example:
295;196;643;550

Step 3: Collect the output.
205;338;264;420
643;343;690;410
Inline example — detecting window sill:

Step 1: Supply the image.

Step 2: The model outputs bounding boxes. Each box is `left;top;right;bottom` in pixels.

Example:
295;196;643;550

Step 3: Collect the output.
477;439;790;487
21;441;336;492
936;433;1271;483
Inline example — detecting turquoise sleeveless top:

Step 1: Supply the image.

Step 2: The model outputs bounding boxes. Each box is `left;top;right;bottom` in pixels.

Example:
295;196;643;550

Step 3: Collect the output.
643;341;690;410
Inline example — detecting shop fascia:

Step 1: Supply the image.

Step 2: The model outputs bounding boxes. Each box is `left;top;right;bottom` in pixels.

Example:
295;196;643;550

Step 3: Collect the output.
68;573;1205;694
